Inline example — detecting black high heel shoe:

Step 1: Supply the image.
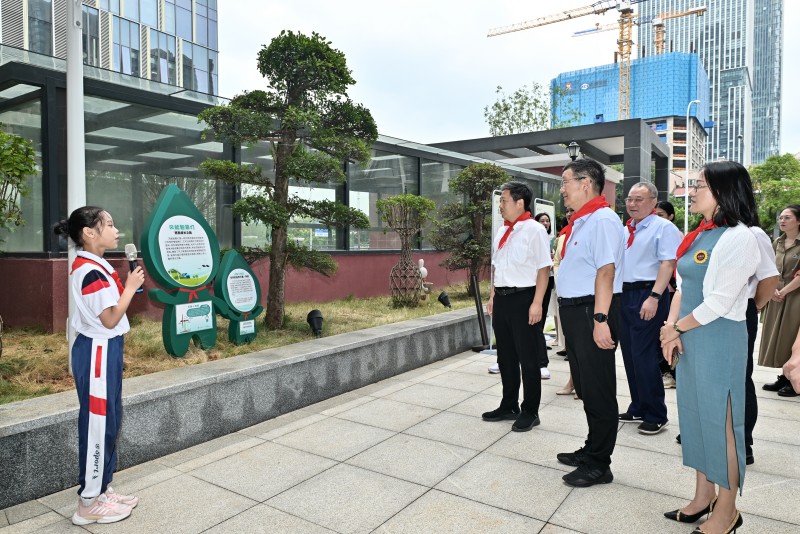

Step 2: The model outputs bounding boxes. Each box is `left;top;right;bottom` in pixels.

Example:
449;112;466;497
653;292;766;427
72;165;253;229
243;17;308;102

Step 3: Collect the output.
664;497;717;523
691;510;743;534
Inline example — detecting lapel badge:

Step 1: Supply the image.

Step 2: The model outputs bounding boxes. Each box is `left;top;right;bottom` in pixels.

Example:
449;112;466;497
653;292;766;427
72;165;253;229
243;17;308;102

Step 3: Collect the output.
694;250;708;264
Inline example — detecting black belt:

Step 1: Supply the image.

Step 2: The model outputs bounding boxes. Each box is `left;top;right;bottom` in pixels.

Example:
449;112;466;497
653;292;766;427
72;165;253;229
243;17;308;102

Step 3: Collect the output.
494;286;534;297
558;295;595;306
622;280;655;291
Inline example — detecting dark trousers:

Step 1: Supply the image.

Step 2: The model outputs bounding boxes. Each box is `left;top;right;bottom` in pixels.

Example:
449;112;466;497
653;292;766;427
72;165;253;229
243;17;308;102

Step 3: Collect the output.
494;288;544;414
659;293;676;377
538;276;555;368
619;287;669;424
560;297;620;469
745;299;758;456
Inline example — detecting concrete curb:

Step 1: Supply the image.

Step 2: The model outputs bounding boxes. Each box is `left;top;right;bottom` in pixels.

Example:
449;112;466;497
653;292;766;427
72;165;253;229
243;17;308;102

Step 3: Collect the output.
0;307;484;508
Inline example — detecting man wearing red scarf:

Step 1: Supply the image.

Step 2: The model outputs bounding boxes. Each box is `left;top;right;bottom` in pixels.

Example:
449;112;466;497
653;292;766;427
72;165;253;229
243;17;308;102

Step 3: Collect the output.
555;159;626;487
618;182;681;437
482;182;552;432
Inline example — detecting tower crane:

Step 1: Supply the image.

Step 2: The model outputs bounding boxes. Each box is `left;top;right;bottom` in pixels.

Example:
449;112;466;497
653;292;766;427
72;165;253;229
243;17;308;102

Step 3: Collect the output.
573;7;706;56
487;1;649;120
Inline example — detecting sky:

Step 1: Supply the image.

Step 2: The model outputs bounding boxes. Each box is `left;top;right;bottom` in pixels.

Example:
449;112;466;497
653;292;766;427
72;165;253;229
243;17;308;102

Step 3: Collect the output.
217;0;800;154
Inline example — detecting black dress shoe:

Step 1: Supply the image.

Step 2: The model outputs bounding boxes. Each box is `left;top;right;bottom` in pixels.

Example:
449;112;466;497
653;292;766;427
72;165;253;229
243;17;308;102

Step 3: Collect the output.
482;405;520;421
512;412;540;432
557;350;567;357
691;511;743;534
664;497;716;523
562;464;613;487
778;384;799;397
746;454;754;465
556;448;587;467
763;374;790;391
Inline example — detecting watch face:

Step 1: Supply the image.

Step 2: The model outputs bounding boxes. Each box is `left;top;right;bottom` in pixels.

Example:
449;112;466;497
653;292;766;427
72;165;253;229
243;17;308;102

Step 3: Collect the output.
593;313;608;323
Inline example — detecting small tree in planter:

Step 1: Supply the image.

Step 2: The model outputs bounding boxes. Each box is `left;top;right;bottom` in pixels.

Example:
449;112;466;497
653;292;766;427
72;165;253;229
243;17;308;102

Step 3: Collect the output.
376;194;436;307
0;126;37;249
428;163;509;296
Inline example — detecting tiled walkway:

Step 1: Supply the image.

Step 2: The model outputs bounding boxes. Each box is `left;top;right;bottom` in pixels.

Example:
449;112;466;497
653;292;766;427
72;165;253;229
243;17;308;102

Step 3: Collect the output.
2;346;799;533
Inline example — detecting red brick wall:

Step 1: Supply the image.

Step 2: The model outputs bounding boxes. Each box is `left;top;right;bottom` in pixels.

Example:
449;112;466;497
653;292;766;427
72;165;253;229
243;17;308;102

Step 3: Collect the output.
0;251;469;331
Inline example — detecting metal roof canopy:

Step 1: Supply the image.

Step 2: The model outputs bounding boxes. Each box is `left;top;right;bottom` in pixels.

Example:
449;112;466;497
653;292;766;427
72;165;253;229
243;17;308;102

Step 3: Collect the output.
431;119;671;200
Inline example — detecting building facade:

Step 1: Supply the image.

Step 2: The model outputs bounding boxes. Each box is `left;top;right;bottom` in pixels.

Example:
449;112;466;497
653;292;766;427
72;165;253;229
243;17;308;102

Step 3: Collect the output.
551;53;709;184
0;0;218;93
637;0;782;165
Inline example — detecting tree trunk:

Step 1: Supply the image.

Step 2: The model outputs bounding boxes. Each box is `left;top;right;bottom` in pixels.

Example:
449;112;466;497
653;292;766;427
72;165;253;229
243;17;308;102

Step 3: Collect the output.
264;138;293;330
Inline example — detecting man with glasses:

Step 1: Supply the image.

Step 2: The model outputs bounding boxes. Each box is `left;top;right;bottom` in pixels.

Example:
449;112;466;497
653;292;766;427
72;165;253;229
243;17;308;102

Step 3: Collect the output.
555;159;625;487
618;182;681;436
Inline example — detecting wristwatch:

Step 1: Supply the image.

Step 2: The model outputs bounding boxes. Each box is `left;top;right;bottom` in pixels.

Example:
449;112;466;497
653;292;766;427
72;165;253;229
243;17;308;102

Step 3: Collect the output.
649;291;662;300
673;322;685;335
593;313;608;323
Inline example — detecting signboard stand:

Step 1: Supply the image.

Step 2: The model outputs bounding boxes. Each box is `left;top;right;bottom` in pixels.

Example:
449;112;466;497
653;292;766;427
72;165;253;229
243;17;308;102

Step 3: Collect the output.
214;250;263;344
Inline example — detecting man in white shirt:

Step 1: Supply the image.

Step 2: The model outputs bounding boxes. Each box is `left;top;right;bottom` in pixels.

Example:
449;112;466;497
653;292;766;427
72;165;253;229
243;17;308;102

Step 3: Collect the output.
619;182;682;436
483;182;552;432
555;159;625;487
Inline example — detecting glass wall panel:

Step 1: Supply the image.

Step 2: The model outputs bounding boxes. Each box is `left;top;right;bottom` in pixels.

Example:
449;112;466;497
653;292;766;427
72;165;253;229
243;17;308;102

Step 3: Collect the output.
347;150;418;250
419;159;462;248
112;17;140;77
163;0;176;34
149;29;176;85
82;6;100;67
140;0;158;27
0;98;44;252
175;3;192;41
122;0;138;21
82;95;230;248
28;0;53;56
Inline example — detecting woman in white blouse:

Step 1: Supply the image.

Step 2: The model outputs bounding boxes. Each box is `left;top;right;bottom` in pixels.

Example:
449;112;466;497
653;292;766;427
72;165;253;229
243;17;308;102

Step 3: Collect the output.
659;161;760;534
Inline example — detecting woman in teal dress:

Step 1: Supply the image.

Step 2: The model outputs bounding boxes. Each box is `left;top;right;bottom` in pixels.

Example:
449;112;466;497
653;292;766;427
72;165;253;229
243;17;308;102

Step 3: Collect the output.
659;161;760;534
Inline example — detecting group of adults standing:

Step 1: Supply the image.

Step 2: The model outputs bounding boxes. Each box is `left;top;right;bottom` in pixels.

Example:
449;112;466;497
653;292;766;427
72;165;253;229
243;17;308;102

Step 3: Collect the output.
483;158;797;534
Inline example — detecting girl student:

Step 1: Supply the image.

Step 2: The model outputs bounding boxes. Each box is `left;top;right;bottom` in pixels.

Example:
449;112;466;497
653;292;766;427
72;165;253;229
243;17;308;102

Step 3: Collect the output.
54;206;145;525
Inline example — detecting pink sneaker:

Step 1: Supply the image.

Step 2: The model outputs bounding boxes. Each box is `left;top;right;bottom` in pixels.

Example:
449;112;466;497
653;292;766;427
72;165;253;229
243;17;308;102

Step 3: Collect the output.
105;486;139;508
72;494;132;525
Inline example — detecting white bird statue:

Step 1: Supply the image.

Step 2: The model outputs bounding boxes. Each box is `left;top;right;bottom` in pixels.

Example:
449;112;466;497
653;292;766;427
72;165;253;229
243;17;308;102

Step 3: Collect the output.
418;258;428;280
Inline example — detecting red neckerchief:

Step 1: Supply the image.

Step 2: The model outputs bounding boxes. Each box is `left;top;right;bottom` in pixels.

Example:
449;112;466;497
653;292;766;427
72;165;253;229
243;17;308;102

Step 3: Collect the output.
497;211;532;250
625;210;657;248
561;196;610;258
71;256;124;295
676;218;718;259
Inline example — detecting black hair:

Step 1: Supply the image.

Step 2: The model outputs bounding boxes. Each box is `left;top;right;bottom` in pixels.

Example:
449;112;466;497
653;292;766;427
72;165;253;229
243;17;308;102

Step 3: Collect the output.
534;212;551;226
500;181;533;212
562;159;605;194
656;200;675;219
701;161;759;228
53;206;106;247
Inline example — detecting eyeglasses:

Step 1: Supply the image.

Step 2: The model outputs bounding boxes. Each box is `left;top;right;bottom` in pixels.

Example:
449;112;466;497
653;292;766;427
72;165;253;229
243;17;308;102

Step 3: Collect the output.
560;176;585;189
689;181;708;191
624;196;656;204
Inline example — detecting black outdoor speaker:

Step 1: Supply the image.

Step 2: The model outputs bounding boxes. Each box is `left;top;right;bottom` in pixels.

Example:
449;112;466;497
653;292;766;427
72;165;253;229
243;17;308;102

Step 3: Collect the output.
437;291;452;308
307;309;324;337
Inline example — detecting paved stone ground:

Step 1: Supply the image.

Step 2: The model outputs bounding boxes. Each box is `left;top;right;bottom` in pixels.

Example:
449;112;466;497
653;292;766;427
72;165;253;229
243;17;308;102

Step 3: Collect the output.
2;340;799;533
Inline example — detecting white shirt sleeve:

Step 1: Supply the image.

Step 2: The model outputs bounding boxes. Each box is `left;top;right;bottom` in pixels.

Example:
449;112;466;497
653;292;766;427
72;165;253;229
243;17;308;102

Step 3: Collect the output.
591;217;624;269
753;227;779;281
656;221;682;261
693;225;760;324
531;223;554;270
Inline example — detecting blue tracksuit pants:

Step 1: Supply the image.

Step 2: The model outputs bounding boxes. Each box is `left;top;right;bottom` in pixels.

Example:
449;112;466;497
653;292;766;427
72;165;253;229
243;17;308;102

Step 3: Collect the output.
72;333;124;499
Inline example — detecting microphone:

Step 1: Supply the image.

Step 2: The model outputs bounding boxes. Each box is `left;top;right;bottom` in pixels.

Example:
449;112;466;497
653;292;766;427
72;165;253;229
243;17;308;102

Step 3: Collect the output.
124;244;143;293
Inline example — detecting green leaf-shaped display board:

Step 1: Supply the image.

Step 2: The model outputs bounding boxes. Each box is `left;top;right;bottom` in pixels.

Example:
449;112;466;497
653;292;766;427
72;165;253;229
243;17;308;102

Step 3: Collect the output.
140;184;223;357
214;250;264;344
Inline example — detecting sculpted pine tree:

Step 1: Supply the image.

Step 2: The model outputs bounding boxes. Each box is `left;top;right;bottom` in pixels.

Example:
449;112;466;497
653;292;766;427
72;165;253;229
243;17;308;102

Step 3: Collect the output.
428;163;509;296
200;31;377;329
0;126;37;248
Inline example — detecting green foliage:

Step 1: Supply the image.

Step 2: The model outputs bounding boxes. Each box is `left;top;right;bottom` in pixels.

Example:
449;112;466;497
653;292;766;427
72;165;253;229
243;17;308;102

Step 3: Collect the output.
199;30;377;329
669;194;702;233
484;82;583;136
749;154;800;234
428;163;509;292
375;194;437;231
0;126;37;245
235;242;338;277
